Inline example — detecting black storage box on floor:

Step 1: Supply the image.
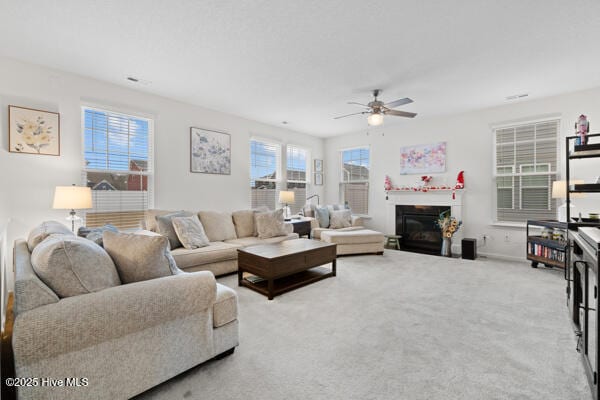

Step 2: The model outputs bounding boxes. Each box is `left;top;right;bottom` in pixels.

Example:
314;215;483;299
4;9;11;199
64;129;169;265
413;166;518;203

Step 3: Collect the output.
461;238;477;260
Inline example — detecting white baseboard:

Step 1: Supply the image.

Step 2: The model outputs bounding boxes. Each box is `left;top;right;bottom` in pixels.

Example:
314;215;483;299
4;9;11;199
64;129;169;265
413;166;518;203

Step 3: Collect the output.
478;251;528;264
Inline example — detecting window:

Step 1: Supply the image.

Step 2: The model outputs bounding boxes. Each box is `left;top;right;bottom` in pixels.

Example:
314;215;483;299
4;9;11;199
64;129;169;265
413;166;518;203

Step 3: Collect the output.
83;107;153;229
286;145;309;214
250;139;281;209
494;120;558;222
340;147;370;214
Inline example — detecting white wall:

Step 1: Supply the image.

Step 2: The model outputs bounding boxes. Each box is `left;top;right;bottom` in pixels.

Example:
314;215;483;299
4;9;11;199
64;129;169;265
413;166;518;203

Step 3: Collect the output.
0;56;324;287
325;87;600;260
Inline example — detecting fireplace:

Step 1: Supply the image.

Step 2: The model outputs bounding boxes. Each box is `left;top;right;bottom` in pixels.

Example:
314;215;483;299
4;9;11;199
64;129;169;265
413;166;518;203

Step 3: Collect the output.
396;205;451;255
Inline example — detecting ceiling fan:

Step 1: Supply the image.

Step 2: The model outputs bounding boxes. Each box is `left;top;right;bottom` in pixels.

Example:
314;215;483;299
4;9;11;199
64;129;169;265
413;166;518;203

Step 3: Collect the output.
334;89;417;126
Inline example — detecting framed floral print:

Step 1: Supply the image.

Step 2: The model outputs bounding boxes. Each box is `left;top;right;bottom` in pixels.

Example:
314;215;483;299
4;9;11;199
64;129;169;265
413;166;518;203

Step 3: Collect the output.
190;127;231;174
9;105;60;155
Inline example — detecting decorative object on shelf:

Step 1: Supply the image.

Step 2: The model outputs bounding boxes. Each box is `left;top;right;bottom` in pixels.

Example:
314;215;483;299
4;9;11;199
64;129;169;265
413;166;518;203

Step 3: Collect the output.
190;127;231;174
384;175;392;191
575;114;589;146
400;142;446;174
9;105;60;156
436;210;462;257
541;227;553;239
552;180;585;222
314;173;323;185
53;185;93;232
279;191;295;220
452;170;464;200
314;159;323;173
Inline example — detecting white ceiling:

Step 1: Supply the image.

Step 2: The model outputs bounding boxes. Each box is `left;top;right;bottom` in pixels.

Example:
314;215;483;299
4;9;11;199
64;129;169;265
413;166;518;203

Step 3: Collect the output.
1;0;600;137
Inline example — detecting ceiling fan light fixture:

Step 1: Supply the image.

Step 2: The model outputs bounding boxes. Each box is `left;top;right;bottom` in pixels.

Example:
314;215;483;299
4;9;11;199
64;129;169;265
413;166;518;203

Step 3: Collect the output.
367;112;384;126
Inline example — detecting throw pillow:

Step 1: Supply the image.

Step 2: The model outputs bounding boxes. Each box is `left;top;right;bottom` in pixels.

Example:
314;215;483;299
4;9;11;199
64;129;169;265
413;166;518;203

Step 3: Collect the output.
329;210;352;229
103;230;180;284
172;215;210;249
27;221;74;252
232;210;256;238
31;234;121;298
78;224;119;247
156;211;195;249
255;209;288;239
198;211;237;242
315;207;330;228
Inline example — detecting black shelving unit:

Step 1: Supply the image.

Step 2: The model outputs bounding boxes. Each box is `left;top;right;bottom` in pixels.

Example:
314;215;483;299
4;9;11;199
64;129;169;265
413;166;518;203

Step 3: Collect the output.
526;220;568;270
565;132;600;400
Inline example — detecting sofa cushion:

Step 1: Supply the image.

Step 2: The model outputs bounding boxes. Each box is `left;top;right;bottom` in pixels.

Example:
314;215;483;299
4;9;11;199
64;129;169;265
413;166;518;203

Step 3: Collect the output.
261;233;299;244
156;211;195;249
320;229;385;245
198;211;237;242
31;234;121;298
172;215;210;249
170;241;240;269
255;209;288;239
311;226;364;240
27;221;74;252
213;283;238;328
103;230;179;283
143;209;173;232
224;237;264;247
315;207;330;228
232;210;255;238
329;210;352;229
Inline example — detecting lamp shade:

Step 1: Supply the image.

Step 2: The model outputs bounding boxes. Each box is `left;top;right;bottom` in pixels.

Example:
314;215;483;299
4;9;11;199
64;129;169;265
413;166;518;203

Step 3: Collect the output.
53;186;93;209
279;190;295;204
552;180;585;199
367;112;384;126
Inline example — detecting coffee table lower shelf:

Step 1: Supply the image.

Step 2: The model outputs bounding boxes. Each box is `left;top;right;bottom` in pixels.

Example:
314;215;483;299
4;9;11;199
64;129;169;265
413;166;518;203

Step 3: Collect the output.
240;266;333;300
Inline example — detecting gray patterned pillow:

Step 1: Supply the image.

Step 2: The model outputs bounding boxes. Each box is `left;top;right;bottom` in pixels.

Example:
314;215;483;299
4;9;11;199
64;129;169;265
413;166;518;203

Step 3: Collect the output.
156;211;195;249
31;234;121;298
172;215;210;249
255;209;288;239
329;210;352;229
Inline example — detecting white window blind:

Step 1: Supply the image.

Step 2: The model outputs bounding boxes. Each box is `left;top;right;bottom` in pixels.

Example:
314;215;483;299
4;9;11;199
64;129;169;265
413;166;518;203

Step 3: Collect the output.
250;139;281;209
83;107;153;230
340;147;369;214
494;120;558;222
286;145;309;214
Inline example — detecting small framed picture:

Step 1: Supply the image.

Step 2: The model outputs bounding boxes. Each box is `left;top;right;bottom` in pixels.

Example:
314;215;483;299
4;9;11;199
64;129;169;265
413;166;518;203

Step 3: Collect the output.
9;105;60;156
314;159;323;173
314;173;323;185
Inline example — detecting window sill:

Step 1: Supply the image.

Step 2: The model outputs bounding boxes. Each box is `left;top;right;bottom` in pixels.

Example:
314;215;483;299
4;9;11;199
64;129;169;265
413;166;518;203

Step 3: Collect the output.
490;222;526;229
353;214;371;219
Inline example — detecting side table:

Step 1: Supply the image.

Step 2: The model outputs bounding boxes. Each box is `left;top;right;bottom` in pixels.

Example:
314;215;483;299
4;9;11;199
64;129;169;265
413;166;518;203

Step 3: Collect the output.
288;219;312;238
385;234;402;250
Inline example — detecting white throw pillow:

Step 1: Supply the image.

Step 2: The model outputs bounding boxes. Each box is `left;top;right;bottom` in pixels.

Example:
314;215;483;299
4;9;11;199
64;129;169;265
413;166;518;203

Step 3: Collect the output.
329;210;352;229
172;215;210;249
255;209;288;239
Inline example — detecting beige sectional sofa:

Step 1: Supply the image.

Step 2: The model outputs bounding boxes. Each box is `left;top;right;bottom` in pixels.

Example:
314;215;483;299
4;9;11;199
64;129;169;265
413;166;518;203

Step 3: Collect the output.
143;209;299;276
12;223;239;400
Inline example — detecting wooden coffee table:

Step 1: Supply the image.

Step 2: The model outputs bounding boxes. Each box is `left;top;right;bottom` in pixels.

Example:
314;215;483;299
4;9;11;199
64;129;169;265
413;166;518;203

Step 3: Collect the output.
237;238;337;300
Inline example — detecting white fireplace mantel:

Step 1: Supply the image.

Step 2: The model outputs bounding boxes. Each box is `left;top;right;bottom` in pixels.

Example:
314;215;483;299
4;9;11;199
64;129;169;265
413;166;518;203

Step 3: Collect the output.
385;190;464;252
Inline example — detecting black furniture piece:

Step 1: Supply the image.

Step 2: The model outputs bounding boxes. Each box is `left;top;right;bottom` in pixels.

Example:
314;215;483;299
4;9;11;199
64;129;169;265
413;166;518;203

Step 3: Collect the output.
565;132;600;399
461;238;477;260
289;219;312;238
526;220;568;270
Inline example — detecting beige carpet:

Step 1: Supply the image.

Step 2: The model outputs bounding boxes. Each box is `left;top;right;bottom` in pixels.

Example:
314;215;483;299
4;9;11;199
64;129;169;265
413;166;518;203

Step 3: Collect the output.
137;251;590;400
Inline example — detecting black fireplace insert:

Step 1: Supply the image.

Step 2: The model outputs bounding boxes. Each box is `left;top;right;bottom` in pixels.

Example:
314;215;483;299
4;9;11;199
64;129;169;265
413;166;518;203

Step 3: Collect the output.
396;205;451;255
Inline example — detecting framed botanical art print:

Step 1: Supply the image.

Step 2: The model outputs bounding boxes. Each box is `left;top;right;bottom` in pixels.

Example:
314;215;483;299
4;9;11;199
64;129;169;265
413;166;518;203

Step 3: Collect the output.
314;158;323;173
190;127;231;174
9;105;60;156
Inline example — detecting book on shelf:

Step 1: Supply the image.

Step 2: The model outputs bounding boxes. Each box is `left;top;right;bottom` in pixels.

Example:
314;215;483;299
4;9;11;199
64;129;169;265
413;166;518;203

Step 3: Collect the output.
527;242;566;262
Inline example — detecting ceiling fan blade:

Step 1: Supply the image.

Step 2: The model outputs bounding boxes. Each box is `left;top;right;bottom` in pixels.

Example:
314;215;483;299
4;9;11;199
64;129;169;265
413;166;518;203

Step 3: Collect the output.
333;111;369;120
384;98;413;108
347;101;370;107
384;109;417;118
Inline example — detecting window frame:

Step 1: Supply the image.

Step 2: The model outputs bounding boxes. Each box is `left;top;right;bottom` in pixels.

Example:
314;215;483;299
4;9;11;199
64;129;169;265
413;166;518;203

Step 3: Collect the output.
285;144;310;214
250;137;282;210
492;118;560;224
81;105;155;229
339;146;370;215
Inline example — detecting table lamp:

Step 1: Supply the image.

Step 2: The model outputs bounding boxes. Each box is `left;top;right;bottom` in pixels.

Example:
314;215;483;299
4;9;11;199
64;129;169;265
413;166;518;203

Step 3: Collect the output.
53;185;93;231
279;191;295;220
552;180;584;222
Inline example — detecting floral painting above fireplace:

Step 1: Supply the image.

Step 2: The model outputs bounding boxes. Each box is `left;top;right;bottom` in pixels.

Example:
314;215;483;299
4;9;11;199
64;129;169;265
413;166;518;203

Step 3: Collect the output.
400;142;446;174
